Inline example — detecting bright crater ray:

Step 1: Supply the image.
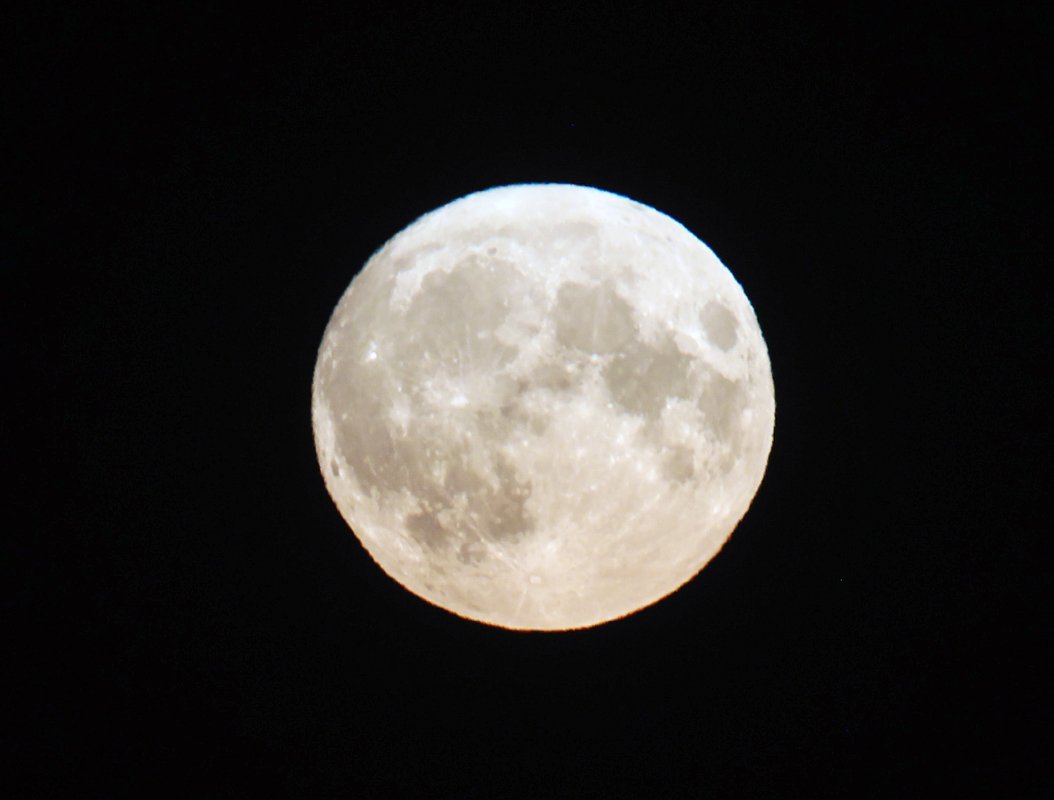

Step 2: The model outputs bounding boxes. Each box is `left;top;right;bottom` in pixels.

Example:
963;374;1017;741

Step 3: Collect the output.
312;184;775;630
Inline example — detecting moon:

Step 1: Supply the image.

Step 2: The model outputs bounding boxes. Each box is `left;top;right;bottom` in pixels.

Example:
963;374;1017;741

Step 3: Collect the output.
312;184;774;630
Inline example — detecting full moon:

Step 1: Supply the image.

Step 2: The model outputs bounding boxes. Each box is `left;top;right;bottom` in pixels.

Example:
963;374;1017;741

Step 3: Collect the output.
312;184;774;630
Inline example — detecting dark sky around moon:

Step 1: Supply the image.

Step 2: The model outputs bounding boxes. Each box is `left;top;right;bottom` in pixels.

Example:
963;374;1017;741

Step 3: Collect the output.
11;3;1047;797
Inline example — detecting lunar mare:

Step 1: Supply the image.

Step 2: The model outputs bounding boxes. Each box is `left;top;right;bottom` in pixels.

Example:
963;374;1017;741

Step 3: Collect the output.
312;184;774;630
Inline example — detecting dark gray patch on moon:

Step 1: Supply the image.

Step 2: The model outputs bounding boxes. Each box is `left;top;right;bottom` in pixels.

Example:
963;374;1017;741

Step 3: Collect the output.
661;444;696;483
554;281;637;355
698;371;746;446
603;335;693;418
403;453;534;564
399;257;520;370
406;510;449;550
701;301;739;351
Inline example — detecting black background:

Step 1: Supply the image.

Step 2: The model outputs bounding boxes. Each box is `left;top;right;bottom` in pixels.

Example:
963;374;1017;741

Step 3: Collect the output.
11;2;1048;797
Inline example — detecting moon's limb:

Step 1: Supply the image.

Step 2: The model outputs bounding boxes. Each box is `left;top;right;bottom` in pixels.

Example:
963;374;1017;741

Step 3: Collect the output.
312;184;774;630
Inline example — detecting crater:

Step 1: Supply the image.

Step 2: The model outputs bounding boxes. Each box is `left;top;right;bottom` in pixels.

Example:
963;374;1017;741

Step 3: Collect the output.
701;301;739;351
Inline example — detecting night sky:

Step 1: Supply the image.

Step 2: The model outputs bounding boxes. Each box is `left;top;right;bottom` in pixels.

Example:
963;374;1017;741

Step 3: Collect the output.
12;3;1047;797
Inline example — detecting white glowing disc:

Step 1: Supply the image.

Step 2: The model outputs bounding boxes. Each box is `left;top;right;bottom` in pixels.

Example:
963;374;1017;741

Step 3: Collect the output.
312;184;774;630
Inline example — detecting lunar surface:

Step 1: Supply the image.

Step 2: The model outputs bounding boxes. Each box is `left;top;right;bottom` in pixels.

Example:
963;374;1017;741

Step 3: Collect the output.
312;184;774;630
